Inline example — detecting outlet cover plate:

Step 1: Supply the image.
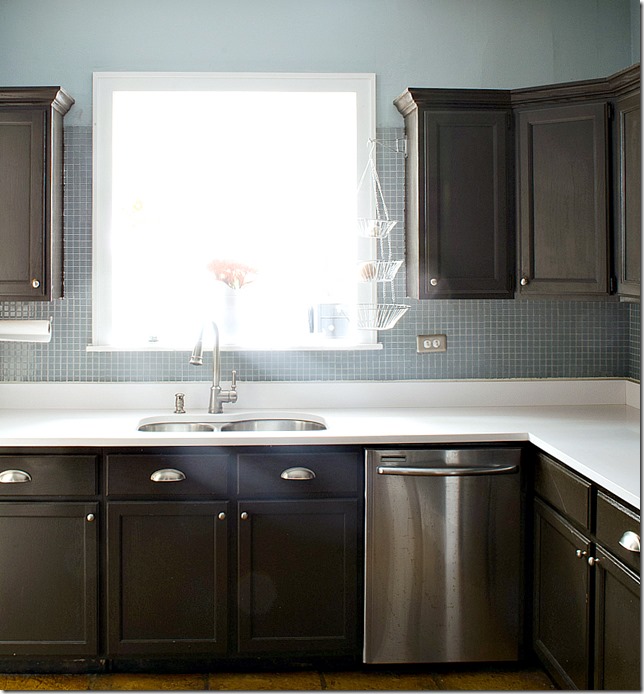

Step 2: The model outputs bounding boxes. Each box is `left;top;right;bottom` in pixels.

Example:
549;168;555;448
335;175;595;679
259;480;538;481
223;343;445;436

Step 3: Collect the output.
417;334;447;353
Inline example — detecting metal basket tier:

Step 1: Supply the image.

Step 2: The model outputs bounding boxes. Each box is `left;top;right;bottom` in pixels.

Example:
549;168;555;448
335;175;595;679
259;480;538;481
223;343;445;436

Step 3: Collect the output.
356;303;409;331
357;218;397;239
358;260;403;283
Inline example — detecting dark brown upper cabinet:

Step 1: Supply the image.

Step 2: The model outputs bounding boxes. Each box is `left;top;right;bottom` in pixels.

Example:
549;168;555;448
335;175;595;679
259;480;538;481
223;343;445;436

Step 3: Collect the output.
612;67;640;300
396;65;640;302
0;87;74;301
515;101;609;298
394;89;514;299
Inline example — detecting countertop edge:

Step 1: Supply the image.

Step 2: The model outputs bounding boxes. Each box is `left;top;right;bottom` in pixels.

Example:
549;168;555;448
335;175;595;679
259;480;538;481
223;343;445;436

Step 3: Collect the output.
0;403;639;509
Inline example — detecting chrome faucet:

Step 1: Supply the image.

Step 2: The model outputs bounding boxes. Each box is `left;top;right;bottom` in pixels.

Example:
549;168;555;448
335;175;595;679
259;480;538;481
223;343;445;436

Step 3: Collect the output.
189;322;238;414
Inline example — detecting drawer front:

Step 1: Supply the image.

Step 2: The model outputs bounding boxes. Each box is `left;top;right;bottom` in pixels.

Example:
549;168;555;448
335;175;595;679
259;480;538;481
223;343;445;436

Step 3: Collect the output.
0;456;97;496
534;452;591;529
596;491;640;573
237;451;360;497
106;454;229;497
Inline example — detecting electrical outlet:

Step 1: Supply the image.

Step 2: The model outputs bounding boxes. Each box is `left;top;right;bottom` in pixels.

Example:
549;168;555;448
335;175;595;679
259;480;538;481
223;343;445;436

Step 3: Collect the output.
417;334;447;353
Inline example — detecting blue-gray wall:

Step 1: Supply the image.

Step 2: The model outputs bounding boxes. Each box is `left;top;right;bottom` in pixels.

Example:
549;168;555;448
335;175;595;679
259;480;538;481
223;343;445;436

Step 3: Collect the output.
0;1;639;383
0;0;638;128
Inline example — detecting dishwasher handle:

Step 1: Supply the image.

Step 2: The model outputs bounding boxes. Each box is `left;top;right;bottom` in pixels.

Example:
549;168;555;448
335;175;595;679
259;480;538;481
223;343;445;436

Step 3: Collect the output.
376;464;518;477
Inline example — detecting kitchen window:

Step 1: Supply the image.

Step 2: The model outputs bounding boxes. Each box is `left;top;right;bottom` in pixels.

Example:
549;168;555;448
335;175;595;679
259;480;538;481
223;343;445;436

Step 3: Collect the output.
91;72;377;351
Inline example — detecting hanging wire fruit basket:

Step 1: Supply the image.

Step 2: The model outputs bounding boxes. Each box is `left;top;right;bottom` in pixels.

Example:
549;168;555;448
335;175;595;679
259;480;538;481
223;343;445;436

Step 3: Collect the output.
357;260;403;282
356;303;409;331
357;217;397;239
354;139;409;332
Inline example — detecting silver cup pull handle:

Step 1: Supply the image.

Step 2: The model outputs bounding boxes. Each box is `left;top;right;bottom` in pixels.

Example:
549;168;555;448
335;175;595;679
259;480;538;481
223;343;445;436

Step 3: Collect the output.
0;469;32;484
280;467;316;480
619;531;641;553
150;468;186;482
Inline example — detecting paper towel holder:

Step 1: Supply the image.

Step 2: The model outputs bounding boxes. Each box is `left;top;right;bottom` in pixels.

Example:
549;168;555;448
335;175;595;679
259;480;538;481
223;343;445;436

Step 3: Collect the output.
0;318;52;343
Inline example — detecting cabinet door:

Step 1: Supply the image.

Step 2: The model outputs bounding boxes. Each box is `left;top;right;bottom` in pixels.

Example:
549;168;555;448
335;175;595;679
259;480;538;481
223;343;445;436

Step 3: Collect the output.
237;499;358;655
592;547;641;691
0;110;47;300
517;102;609;298
411;109;513;299
533;499;591;690
107;501;228;656
0;502;98;656
614;91;641;299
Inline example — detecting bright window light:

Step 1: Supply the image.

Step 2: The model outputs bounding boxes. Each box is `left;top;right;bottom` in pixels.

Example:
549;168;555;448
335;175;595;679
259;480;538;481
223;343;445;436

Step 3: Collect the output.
92;73;377;350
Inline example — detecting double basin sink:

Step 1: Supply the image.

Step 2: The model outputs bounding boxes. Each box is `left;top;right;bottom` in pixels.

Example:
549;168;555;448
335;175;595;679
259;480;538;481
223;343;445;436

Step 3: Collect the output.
138;412;327;433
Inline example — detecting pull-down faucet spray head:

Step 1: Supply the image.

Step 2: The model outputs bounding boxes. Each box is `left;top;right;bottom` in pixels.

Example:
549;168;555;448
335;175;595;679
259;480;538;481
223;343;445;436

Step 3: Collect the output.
189;330;204;366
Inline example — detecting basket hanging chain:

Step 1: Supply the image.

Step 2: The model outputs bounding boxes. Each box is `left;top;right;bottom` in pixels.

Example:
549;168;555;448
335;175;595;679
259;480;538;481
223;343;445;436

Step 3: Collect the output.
357;139;390;221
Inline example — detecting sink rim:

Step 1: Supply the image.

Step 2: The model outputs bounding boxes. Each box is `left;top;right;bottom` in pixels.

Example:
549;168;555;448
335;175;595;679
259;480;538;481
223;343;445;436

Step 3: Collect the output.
137;411;327;433
220;418;326;432
138;422;216;432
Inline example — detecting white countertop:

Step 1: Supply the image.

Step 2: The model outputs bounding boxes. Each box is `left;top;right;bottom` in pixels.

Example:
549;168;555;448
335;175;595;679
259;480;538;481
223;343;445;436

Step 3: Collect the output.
0;387;639;508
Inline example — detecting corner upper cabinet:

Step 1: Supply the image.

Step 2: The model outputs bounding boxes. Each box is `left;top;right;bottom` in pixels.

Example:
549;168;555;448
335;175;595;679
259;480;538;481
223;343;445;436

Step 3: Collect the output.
515;96;610;298
394;89;514;299
0;87;74;300
612;66;640;300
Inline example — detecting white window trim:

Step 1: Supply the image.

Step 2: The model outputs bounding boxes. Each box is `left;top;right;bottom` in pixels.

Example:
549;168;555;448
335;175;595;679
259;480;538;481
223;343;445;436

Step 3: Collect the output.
91;71;379;352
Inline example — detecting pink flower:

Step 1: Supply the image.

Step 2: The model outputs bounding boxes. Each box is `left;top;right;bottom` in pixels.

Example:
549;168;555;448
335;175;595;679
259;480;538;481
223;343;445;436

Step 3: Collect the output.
207;259;257;289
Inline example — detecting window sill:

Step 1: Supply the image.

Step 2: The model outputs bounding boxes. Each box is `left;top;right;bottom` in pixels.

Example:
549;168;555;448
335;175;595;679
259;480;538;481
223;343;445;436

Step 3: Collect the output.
86;341;383;353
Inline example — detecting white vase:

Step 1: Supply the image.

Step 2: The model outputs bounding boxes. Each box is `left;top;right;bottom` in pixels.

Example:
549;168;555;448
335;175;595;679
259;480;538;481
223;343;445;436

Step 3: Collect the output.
219;287;240;339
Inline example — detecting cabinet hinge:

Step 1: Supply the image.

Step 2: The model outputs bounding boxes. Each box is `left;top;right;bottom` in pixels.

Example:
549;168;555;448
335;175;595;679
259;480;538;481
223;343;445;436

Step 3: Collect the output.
609;276;617;294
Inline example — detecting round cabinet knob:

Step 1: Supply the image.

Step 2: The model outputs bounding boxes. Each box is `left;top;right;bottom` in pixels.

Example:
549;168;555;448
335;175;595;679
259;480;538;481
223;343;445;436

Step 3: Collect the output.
588;556;601;566
520;276;529;286
240;512;249;520
575;549;587;559
429;278;438;287
31;279;41;288
218;512;226;521
86;514;95;522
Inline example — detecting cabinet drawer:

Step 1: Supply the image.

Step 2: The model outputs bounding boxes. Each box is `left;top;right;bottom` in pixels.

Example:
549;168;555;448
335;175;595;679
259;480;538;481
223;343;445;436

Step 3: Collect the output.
237;451;360;497
534;452;591;529
106;454;229;497
0;455;97;496
596;491;640;573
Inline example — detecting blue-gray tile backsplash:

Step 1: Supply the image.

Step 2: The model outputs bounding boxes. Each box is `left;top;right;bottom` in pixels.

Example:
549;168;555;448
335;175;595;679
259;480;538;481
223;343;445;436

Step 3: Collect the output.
0;126;639;383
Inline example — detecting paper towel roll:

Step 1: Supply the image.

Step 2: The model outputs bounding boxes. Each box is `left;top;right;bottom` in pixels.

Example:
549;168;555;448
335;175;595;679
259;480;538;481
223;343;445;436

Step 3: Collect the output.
0;320;52;343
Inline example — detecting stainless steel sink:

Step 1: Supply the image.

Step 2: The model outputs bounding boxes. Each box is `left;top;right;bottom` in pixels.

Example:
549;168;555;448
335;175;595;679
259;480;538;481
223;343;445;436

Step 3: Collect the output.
137;413;327;433
138;422;216;432
220;419;326;432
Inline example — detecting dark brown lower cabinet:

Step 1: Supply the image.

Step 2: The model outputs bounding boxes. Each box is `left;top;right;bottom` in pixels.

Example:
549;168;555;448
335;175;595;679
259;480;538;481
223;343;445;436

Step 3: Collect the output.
593;547;641;691
533;498;591;689
0;502;98;656
237;499;358;654
533;453;641;691
107;501;228;656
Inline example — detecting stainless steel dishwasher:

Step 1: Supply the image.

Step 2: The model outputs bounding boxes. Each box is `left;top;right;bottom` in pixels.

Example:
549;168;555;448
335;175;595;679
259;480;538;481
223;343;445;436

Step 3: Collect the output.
364;447;522;664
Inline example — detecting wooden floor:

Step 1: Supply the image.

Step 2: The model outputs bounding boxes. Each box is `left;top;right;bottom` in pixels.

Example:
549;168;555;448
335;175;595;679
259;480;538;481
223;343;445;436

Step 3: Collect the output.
0;664;556;690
